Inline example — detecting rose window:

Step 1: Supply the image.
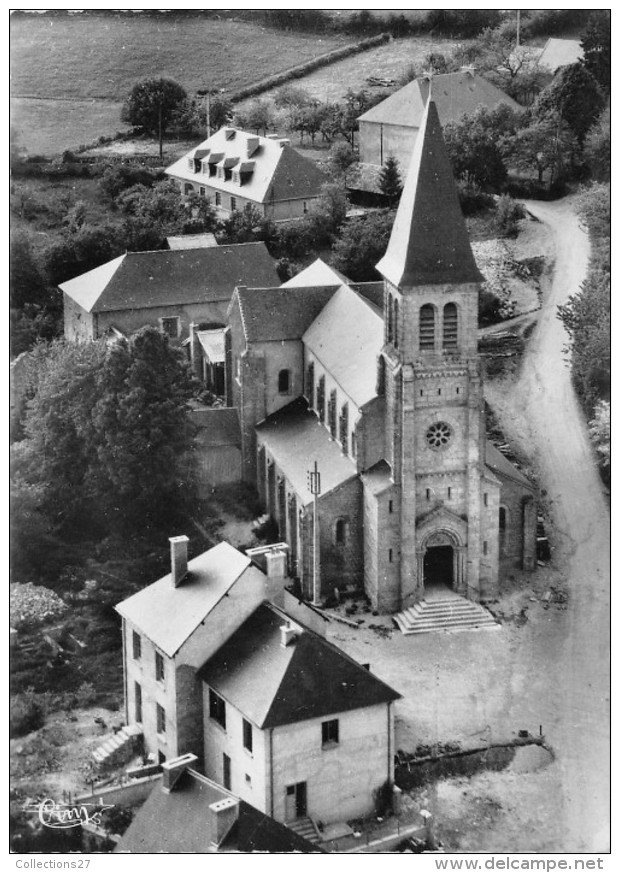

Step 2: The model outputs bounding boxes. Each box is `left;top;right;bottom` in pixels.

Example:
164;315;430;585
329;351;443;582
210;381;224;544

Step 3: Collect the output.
426;421;452;449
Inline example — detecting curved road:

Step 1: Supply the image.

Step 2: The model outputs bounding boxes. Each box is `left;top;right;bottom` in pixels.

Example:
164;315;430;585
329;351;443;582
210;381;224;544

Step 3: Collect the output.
515;199;610;852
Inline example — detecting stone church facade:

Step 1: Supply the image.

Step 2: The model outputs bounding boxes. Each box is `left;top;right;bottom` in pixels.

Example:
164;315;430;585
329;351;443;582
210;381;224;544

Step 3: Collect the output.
225;99;536;614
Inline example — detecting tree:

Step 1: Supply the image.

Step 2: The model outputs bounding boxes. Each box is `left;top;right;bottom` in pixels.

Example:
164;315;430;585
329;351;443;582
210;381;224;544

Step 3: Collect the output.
10;231;49;309
99;164;160;204
584;104;610;181
588;400;610;479
273;85;312;110
327;142;357;181
218;204;276;246
172;93;233;137
233;99;275;135
331;210;395;281
15;329;197;539
580;11;611;94
444;105;520;190
378;156;403;207
122;78;187;136
534;63;605;145
502;111;578;186
43;223;121;285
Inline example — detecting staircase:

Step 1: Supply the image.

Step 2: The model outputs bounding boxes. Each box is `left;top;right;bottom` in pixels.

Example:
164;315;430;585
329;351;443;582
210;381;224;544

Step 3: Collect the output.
393;590;499;636
92;723;143;771
286;816;322;844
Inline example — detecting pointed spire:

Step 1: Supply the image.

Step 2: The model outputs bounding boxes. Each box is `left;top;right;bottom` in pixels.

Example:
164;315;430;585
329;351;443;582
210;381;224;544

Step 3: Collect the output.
376;99;483;288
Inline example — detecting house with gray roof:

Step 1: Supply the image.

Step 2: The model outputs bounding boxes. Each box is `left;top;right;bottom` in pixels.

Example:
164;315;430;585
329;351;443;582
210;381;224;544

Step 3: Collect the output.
199;600;400;827
357;69;521;173
117;754;324;853
165;126;327;222
60;242;279;343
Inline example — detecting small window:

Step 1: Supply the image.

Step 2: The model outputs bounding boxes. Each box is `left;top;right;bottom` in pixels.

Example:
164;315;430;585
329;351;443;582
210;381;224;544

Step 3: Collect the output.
335;518;347;545
156;703;166;735
306;362;315;408
223;753;231;790
215;191;222;206
389;500;393;514
278;368;290;394
426;488;431;501
484;493;488;507
199;186;206;197
317;376;326;423
155;652;165;683
230;196;237;212
328;390;337;439
243;718;253;753
134;682;142;723
209;689;226;729
389;548;393;563
443;302;458;349
447;487;452;499
209;163;217;178
160;316;180;339
184;182;194;195
322;718;339;746
245;773;252;785
483;541;488;556
132;631;141;661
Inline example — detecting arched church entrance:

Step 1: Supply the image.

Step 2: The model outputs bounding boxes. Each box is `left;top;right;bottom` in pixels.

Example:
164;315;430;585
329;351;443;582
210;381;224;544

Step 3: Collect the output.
424;544;454;588
418;530;464;597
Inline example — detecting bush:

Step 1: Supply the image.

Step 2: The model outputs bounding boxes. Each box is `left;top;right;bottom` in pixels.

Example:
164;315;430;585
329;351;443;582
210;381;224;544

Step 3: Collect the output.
494;195;525;238
99;164;160;203
10;691;45;737
456;182;495;216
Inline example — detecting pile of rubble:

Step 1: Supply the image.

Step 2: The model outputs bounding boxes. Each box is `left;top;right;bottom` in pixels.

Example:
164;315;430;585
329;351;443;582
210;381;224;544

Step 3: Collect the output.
10;583;68;629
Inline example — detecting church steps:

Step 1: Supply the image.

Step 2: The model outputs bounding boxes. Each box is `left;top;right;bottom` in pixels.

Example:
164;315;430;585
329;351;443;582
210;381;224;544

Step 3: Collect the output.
394;598;498;635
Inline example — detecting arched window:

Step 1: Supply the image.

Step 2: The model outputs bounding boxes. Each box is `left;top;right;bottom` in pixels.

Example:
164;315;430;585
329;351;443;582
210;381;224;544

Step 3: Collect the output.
419;304;435;350
386;294;394;343
377;355;386;396
184;183;194;195
306;362;314;408
317;376;326;422
278;368;291;394
394;298;399;348
443;303;458;349
335;518;348;545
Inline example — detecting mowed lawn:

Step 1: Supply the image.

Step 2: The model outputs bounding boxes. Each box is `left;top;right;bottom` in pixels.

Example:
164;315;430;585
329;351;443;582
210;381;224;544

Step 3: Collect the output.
10;13;348;100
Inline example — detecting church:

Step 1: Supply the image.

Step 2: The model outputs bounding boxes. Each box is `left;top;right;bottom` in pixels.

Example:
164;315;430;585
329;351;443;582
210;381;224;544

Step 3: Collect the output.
224;99;537;614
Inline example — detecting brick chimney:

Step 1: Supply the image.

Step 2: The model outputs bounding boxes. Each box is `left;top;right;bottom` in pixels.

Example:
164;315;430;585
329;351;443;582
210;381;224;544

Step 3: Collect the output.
161;752;198;793
210;797;239;847
170;535;189;588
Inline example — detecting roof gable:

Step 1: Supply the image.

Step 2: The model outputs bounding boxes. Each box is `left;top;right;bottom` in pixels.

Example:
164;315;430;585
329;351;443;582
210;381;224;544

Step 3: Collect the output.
115;542;257;657
199;603;400;728
376;99;484;288
60;243;279;313
281;257;349;288
303;284;383;407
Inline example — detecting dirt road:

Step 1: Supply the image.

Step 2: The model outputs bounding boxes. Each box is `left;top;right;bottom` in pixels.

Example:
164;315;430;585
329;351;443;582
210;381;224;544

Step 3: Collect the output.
497;199;610;851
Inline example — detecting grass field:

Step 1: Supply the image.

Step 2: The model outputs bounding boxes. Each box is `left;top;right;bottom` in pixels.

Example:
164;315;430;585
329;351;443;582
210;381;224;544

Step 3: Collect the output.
10;13;347;100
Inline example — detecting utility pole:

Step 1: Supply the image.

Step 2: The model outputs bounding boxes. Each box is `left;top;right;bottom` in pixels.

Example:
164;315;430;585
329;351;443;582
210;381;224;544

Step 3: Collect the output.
516;10;521;48
307;460;322;606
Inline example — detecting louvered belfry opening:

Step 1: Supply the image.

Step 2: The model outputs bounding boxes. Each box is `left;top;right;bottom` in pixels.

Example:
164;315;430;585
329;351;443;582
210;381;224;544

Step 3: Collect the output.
443;302;458;349
419;304;435;350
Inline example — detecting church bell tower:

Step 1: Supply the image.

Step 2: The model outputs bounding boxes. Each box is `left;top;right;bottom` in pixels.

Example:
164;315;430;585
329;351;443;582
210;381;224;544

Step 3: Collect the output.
376;99;491;609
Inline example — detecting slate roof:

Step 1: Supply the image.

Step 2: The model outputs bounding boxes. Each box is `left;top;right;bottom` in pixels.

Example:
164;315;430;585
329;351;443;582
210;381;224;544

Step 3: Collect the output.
199;602;400;729
116;769;322;853
281;258;349;288
165;127;326;204
190;407;241;448
256;399;358;505
60;243;279;314
376;99;484;288
115;542;263;657
358;70;519;128
537;38;583;72
485;441;534;490
303;285;383;407
233;285;337;343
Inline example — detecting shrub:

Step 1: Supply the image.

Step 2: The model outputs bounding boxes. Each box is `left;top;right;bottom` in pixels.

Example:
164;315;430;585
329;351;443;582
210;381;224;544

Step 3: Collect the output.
456;182;495;216
494;195;525;238
10;691;45;737
99;164;160;203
